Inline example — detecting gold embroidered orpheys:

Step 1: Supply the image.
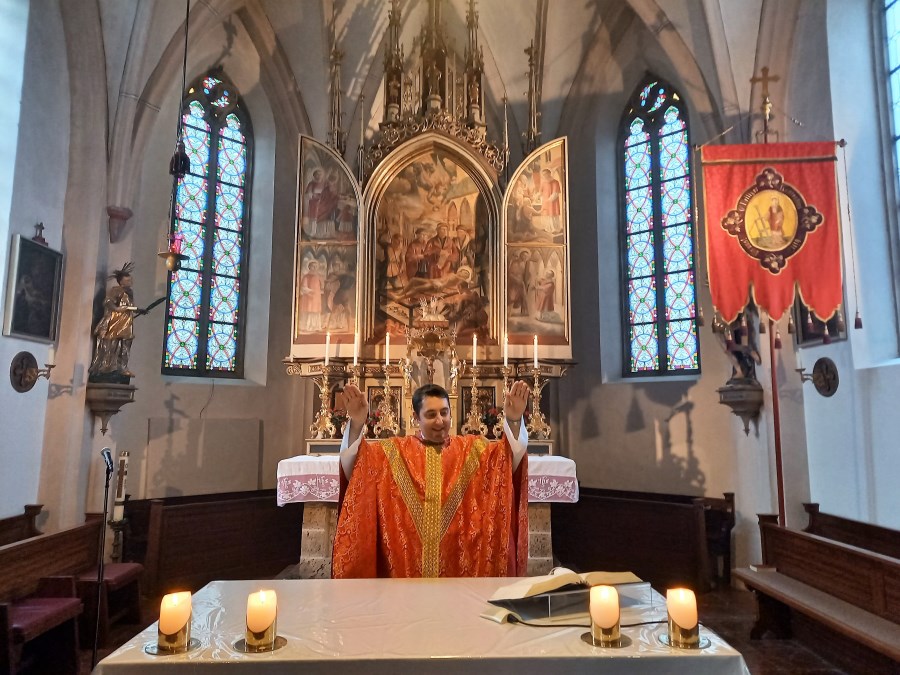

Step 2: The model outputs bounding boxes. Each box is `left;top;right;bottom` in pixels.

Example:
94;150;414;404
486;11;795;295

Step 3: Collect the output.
421;444;443;577
381;440;424;535
379;437;487;578
440;438;486;537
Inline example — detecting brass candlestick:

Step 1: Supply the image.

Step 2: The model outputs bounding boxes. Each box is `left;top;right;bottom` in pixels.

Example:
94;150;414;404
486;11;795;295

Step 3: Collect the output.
461;365;487;436
309;365;335;439
493;365;515;438
373;364;400;437
666;616;701;649
348;362;362;387
527;365;552;440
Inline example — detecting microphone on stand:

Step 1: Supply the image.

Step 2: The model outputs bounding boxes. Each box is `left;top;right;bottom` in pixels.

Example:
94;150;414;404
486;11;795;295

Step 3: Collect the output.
101;447;114;473
92;447;115;668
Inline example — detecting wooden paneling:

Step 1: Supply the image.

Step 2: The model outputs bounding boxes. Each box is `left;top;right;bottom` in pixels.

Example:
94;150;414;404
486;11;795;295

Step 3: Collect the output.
0;505;42;546
804;503;900;560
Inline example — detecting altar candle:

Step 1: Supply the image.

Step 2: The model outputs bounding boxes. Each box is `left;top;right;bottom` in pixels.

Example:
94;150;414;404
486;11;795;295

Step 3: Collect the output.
590;585;619;629
472;334;477;367
533;335;539;369
113;450;129;521
503;334;508;367
158;592;192;635
385;332;390;366
353;332;359;366
325;332;331;366
666;588;698;629
47;345;56;365
246;590;277;633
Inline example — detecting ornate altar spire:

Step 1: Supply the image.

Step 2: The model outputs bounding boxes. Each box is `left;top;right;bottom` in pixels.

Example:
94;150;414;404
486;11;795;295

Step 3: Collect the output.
327;10;346;155
464;0;485;126
523;40;541;154
383;0;404;123
420;0;449;113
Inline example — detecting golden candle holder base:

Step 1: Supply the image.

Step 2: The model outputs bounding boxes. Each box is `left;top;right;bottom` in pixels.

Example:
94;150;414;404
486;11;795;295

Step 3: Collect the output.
527;366;552;440
580;631;632;649
660;620;709;649
144;637;200;656
347;363;362;387
309;366;336;440
233;635;288;653
491;365;516;438
373;365;400;437
461;365;488;436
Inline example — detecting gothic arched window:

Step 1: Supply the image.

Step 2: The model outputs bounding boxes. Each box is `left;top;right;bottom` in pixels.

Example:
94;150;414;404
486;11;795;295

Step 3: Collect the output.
619;76;700;375
162;71;252;377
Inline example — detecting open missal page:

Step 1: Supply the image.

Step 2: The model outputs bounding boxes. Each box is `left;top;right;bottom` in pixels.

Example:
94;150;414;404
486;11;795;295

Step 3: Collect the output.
488;567;642;602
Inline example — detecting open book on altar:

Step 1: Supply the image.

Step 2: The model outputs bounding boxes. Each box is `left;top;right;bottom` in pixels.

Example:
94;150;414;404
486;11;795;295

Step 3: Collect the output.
482;568;644;624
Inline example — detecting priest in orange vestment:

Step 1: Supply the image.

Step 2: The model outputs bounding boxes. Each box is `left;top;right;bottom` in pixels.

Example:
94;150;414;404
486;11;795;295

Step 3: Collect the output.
332;381;531;578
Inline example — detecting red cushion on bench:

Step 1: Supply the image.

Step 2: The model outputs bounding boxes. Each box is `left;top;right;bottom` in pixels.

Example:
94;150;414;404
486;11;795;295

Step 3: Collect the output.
77;562;143;591
8;597;83;642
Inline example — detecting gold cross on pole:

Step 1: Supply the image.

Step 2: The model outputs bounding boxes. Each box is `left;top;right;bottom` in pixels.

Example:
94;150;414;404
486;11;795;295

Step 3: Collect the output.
751;66;780;101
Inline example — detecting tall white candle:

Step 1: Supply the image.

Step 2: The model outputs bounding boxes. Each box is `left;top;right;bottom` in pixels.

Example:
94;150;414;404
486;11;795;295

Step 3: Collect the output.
325;332;331;366
353;332;359;366
159;592;192;635
246;589;277;633
533;335;539;368
666;588;698;629
472;334;477;367
385;332;390;366
590;585;619;629
503;334;508;367
47;345;56;365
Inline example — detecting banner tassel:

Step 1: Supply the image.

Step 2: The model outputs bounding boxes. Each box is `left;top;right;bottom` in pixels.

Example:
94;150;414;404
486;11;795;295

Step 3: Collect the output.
836;308;845;333
787;315;795;334
854;310;863;330
823;325;832;345
774;330;783;350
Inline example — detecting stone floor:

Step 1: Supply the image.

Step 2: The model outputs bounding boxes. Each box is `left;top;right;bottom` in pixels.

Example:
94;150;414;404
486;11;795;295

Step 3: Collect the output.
80;584;848;674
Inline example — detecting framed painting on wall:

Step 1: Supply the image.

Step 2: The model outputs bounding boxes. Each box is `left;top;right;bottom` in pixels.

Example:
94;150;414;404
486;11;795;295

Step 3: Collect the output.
3;234;63;342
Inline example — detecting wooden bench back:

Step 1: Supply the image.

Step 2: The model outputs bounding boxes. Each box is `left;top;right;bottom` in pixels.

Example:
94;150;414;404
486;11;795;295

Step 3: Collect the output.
759;520;900;624
0;518;101;601
553;492;711;591
0;505;43;546
142;493;302;596
803;503;900;560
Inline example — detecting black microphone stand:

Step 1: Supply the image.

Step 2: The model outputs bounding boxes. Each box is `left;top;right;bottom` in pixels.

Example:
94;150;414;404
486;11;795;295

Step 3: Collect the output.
91;456;114;669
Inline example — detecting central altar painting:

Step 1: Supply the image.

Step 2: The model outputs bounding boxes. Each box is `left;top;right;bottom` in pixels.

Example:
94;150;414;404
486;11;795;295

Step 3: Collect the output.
369;142;495;341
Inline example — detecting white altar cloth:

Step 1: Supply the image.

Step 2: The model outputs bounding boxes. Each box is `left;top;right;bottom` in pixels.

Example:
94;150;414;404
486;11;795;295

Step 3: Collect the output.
276;454;579;505
93;578;749;675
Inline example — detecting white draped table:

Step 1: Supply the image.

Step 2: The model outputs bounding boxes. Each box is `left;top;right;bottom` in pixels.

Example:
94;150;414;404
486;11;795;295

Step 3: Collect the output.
276;454;579;577
94;578;750;674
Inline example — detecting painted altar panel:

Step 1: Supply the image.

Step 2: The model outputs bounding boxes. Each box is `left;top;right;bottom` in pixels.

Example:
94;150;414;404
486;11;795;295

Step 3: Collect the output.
371;146;494;341
504;138;570;348
293;136;361;349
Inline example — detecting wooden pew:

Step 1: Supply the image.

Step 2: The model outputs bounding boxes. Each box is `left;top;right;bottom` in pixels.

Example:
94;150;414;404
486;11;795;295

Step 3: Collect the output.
0;517;142;670
803;502;900;560
735;515;900;674
551;488;714;591
125;490;302;597
0;506;42;547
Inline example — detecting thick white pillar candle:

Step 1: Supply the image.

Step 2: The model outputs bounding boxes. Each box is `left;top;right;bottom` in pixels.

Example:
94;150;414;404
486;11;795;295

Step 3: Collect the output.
353;332;359;366
246;590;277;633
385;332;390;366
590;585;619;629
47;345;56;365
503;334;508;367
533;335;538;368
666;588;698;629
472;334;477;367
325;332;330;366
159;592;192;635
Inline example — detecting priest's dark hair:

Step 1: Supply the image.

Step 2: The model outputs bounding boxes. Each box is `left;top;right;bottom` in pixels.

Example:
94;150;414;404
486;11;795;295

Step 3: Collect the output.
412;383;450;416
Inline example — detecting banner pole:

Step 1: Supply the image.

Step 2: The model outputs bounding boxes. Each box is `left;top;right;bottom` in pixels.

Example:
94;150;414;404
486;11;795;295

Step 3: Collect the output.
767;317;786;526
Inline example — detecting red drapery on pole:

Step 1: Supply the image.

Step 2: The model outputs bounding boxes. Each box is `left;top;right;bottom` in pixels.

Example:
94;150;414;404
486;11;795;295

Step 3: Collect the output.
701;142;842;322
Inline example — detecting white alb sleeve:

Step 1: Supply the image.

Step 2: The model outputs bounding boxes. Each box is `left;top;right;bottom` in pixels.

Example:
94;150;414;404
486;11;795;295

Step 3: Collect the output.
339;423;366;479
504;418;529;471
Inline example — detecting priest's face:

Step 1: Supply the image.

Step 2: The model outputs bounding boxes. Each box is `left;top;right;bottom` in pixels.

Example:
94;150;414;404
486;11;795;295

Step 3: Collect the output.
416;395;451;444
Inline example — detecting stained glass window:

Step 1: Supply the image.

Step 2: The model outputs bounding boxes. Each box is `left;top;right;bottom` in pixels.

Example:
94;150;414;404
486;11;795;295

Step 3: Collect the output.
885;2;900;193
619;77;699;375
162;71;252;377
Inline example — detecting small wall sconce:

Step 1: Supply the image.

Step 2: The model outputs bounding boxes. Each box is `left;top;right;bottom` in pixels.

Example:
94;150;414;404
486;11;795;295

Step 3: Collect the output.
796;357;839;397
10;351;55;393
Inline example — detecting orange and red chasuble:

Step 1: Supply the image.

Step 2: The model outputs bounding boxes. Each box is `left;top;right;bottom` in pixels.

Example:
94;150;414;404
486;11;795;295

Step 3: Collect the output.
701;142;843;322
331;435;529;578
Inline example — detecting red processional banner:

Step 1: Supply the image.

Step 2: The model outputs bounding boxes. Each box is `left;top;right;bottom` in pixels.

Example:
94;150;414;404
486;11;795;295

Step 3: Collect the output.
700;142;842;322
